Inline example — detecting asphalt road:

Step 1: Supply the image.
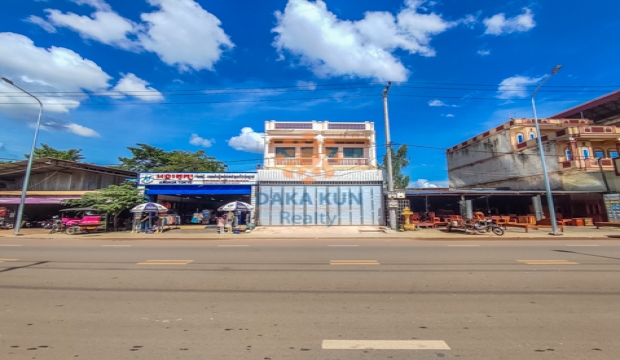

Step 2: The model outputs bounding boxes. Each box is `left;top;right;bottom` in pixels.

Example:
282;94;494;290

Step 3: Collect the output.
1;237;619;360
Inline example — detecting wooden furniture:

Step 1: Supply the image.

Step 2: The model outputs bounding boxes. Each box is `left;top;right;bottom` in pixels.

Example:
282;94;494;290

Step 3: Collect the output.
505;219;564;233
595;222;620;229
572;218;585;226
517;215;536;224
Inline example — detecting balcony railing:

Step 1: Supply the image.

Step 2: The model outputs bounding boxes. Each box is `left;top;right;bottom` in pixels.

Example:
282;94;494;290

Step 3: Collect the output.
270;157;370;167
274;158;315;166
559;157;615;170
326;158;369;166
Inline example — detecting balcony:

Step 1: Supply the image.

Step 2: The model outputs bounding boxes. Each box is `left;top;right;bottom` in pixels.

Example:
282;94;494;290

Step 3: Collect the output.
559;157;615;170
326;158;369;166
268;157;371;168
274;158;314;166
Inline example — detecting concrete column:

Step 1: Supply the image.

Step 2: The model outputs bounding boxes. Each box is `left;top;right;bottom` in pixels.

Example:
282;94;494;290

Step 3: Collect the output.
532;195;543;221
369;136;377;167
569;139;579;168
316;136;324;167
263;137;271;168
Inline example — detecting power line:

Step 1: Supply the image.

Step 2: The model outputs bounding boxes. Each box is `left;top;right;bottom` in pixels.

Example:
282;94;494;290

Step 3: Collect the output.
0;93;600;107
1;80;617;95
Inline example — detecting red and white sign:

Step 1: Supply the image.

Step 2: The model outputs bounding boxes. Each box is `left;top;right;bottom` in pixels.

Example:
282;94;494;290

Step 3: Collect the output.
139;173;256;185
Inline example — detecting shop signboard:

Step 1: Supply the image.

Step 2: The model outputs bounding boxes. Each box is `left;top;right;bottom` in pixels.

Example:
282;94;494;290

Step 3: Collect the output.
603;194;620;222
139;173;257;186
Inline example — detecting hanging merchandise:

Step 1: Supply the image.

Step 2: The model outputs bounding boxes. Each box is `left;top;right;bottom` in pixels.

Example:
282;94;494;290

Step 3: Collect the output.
191;212;203;224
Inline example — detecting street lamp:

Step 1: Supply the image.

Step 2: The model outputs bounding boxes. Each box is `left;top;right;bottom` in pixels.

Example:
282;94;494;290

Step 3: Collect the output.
531;66;562;236
382;81;397;230
1;77;44;235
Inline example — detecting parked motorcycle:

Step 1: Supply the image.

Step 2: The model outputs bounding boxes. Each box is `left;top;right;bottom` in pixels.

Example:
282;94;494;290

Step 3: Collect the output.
471;219;504;236
447;218;504;236
49;216;65;234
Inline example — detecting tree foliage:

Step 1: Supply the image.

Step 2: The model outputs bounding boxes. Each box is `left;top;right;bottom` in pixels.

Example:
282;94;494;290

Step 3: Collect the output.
117;144;225;173
380;144;411;189
27;144;85;162
65;182;146;230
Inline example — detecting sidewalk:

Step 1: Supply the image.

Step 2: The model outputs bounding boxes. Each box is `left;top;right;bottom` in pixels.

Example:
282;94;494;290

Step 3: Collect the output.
2;225;620;240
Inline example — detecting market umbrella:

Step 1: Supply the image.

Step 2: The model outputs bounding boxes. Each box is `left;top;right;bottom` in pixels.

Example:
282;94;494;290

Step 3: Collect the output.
218;201;254;212
131;202;168;213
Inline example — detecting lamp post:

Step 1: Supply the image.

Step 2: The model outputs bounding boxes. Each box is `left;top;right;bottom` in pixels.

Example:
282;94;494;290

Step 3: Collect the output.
531;66;562;236
1;77;43;236
382;81;397;230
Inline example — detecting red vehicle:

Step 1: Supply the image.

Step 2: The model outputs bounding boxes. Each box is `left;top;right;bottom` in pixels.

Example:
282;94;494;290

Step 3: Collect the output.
52;208;106;235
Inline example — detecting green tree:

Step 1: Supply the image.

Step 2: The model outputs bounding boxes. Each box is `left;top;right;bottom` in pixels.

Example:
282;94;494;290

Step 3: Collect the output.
65;182;146;230
27;144;85;162
117;143;225;172
381;144;411;189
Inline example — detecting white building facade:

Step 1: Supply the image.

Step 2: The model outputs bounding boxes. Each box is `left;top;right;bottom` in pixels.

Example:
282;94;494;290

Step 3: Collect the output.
257;120;384;226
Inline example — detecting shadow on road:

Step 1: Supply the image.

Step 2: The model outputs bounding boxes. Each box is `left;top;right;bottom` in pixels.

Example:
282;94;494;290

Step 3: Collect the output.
0;261;49;273
553;250;620;261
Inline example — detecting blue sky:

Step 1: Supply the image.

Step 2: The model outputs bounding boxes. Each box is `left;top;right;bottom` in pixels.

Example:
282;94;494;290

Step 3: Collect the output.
1;0;619;187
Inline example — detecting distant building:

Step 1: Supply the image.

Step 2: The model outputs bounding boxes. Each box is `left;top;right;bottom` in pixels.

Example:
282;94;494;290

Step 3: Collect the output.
447;117;619;192
445;90;620;223
0;158;136;221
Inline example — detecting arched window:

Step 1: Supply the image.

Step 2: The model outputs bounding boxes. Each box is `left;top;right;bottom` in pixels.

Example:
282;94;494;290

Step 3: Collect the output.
565;148;572;161
582;149;590;159
516;133;524;143
594;148;605;158
529;132;536;139
609;150;619;158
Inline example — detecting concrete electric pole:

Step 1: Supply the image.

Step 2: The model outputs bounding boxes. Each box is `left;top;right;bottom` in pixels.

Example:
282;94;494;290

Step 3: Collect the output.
382;82;397;230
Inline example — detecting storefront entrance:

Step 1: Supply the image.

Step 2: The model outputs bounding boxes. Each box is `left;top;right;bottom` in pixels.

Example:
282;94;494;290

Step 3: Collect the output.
139;173;257;225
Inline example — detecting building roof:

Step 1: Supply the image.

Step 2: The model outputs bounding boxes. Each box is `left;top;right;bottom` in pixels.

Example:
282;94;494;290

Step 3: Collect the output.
405;188;602;196
550;90;620;123
0;158;137;181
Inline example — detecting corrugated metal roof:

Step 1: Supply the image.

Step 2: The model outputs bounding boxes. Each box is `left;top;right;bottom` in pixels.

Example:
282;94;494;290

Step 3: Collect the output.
257;169;383;182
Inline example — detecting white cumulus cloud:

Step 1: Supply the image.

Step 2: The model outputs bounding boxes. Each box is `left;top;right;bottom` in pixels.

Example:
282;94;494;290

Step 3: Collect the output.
46;8;138;50
71;0;112;11
33;0;233;71
408;179;447;188
138;0;234;71
272;0;461;81
0;32;111;114
428;99;457;107
110;73;163;102
497;75;543;99
483;8;535;36
25;15;57;33
65;123;100;137
297;80;317;90
189;134;214;148
228;127;265;153
477;49;490;56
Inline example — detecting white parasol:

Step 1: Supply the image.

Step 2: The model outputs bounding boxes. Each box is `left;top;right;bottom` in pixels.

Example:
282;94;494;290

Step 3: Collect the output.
131;202;168;213
218;201;254;212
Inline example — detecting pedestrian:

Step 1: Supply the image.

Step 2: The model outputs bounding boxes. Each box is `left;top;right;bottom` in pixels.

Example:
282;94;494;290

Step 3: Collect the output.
139;212;149;233
217;215;226;234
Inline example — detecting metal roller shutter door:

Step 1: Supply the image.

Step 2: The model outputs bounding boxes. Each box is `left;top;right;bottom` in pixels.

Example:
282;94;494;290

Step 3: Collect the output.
258;184;383;226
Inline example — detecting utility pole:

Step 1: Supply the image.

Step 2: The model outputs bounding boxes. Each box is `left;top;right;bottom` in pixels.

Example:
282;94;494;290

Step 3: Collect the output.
2;78;43;236
382;81;397;230
531;65;562;235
